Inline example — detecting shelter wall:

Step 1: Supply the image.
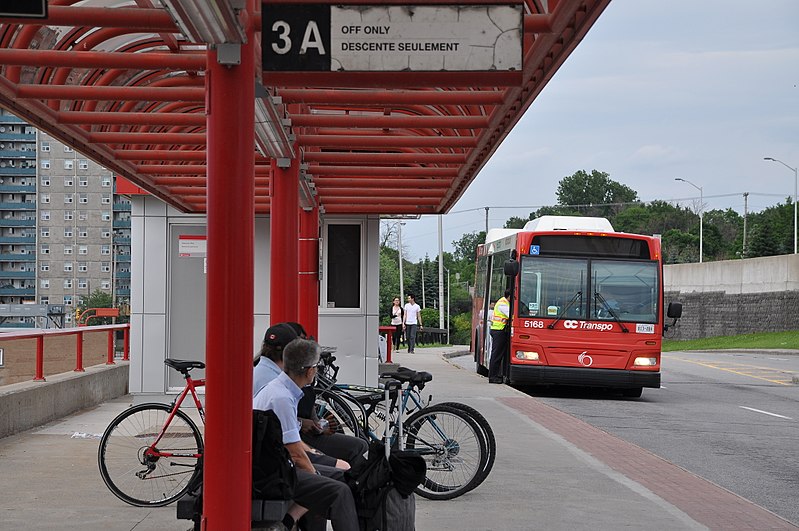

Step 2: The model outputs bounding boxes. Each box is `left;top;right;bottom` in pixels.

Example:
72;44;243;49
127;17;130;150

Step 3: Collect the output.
128;196;380;395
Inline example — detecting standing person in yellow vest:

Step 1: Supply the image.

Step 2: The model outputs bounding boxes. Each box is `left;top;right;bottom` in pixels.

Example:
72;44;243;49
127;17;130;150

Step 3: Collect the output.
488;289;511;384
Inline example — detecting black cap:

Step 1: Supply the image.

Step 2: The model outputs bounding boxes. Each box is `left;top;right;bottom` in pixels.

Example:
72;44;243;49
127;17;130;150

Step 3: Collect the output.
262;323;298;349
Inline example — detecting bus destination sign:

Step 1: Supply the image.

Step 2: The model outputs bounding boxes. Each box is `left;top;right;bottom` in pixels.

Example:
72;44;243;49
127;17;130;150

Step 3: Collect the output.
263;4;523;72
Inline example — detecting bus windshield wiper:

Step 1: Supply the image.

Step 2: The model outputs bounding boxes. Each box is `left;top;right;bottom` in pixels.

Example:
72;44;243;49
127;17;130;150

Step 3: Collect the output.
548;291;582;329
594;292;629;333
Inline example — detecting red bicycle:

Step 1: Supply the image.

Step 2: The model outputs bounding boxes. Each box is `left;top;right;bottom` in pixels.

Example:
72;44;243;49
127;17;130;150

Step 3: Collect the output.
98;359;205;506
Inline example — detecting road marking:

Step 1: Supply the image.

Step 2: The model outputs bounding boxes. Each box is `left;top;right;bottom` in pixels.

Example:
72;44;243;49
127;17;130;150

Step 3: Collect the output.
671;357;795;385
739;406;793;420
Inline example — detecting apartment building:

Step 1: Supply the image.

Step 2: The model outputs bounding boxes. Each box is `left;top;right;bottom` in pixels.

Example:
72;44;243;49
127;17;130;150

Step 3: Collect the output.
0;110;130;327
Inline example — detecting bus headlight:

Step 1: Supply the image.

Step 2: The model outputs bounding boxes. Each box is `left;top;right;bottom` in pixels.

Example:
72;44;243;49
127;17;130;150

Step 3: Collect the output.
515;350;539;361
633;357;657;367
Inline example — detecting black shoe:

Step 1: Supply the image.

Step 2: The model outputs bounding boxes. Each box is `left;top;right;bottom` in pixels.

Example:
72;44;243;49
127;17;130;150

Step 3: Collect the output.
488;377;503;384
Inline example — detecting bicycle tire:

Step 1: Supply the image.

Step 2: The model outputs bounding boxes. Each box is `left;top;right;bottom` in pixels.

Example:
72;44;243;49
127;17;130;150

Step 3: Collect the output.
437;401;496;494
315;390;366;440
98;403;203;507
403;404;487;501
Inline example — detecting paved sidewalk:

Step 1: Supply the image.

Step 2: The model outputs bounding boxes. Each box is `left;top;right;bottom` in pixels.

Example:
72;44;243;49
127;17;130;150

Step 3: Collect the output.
0;346;795;530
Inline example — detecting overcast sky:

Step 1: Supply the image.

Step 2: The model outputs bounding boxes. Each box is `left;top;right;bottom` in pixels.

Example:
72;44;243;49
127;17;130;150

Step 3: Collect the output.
396;0;799;260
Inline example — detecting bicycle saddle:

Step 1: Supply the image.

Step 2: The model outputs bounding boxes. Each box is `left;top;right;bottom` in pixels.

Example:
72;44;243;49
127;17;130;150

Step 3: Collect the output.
384;366;433;385
164;359;206;371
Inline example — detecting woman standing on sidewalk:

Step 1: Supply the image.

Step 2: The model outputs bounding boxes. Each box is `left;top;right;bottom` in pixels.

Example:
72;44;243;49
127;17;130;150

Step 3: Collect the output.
390;296;404;351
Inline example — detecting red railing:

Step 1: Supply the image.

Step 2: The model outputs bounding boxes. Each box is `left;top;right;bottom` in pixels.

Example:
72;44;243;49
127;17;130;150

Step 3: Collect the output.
0;324;130;382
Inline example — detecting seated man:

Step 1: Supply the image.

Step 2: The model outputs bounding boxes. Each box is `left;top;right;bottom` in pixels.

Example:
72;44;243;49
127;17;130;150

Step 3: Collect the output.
254;338;359;531
254;322;367;470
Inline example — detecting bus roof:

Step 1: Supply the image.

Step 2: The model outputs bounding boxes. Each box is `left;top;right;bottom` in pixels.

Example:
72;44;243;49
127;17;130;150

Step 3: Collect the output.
523;216;615;232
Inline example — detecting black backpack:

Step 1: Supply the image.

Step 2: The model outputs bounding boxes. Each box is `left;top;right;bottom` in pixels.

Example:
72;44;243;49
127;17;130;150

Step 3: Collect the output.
252;409;297;500
345;441;426;531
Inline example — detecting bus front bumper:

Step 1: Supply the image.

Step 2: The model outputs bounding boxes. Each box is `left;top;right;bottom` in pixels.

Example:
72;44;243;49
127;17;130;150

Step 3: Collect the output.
508;365;660;389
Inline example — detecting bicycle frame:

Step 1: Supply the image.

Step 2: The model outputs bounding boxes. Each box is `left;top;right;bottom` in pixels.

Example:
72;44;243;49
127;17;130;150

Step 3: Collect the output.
145;376;206;461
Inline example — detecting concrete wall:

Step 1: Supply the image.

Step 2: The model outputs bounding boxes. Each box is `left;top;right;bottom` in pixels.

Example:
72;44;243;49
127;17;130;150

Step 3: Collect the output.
664;254;799;339
0;362;128;439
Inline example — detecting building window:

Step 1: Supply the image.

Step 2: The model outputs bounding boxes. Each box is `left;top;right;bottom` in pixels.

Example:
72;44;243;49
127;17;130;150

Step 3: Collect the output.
64;262;73;272
64;177;73;187
40;279;49;289
40;211;50;221
40;142;50;152
64;159;74;170
40;262;49;272
79;176;88;187
78;193;88;204
325;223;362;309
101;245;111;255
78;245;88;255
78;210;88;221
101;262;111;273
64;228;73;238
101;280;111;290
78;159;89;170
101;230;111;238
64;193;74;204
40;245;49;255
64;145;73;153
78;278;88;289
40;227;49;238
78;262;87;272
40;296;49;305
101;211;111;221
101;194;111;204
63;292;72;303
40;193;50;204
64;246;73;255
64;211;74;221
40;177;50;187
40;160;50;169
101;176;112;187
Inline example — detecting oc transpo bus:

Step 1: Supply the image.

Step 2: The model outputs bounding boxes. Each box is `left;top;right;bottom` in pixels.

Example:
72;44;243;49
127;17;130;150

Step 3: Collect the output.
472;216;682;397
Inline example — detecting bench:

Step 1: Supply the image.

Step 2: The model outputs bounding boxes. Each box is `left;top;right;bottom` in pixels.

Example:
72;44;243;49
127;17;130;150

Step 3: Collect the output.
177;491;291;530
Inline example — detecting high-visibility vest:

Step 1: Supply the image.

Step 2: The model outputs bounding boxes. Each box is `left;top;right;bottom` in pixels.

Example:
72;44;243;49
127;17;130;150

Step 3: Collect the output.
490;297;510;330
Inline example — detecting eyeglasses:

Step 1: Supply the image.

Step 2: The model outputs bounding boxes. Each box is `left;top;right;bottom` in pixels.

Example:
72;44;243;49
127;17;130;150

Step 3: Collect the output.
302;360;323;371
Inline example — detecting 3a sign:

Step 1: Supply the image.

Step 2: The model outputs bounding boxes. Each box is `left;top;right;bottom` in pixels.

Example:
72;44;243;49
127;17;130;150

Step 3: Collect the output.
0;0;47;18
263;4;522;72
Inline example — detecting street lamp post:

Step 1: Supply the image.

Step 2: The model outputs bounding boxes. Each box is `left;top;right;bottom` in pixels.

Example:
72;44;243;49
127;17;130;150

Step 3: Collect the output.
763;157;798;254
675;178;704;263
397;221;405;300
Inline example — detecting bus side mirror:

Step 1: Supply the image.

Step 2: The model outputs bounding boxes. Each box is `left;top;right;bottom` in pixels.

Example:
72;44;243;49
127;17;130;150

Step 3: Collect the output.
664;301;682;332
504;259;519;277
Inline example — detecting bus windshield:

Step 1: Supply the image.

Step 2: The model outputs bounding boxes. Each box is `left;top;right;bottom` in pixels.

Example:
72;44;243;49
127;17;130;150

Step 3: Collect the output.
517;257;659;324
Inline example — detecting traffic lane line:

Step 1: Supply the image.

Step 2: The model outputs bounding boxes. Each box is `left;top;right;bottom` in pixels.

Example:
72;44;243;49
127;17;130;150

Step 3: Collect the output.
739;406;793;420
669;357;795;385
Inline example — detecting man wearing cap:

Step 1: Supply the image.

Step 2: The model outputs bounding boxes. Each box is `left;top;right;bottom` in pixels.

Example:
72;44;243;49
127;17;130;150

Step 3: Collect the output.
254;323;298;396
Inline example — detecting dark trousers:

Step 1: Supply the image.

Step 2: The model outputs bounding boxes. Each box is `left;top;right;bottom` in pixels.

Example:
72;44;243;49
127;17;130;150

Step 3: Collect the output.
294;469;359;531
489;328;508;379
406;324;418;352
392;324;403;349
303;432;369;469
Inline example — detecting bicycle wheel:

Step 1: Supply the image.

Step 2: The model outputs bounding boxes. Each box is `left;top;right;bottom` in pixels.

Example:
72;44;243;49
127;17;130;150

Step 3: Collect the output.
437;401;496;493
403;404;487;501
315;390;366;440
98;403;203;507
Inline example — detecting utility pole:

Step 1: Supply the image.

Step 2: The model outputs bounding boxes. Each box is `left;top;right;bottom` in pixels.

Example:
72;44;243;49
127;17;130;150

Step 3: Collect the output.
743;192;749;257
438;215;444;330
484;206;489;234
421;261;425;308
398;222;404;301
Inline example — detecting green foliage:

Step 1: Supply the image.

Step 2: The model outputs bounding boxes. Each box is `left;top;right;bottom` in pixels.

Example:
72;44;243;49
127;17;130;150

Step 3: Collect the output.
663;330;799;352
451;231;484;264
556;169;638;217
78;289;124;325
420;307;439;328
379;246;400;325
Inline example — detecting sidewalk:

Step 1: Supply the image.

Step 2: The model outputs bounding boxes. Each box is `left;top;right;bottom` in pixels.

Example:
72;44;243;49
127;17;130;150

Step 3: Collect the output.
0;346;795;530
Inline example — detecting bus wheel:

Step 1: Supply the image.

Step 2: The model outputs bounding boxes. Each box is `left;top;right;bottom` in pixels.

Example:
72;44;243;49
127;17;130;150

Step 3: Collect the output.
621;387;642;398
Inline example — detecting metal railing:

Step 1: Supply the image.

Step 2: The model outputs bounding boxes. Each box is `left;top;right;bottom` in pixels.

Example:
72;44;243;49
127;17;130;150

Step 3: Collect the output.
0;324;130;382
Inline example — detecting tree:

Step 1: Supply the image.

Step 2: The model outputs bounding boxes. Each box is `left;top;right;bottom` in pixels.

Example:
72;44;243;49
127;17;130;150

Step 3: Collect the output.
452;231;485;264
556;170;638;217
78;289;118;324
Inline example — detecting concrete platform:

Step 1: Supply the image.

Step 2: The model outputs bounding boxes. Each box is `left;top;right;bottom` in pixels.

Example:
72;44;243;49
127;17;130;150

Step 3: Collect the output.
1;346;795;530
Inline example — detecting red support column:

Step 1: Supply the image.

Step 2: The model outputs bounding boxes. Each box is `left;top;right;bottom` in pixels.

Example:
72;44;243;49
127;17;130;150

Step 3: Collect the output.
74;331;85;372
203;25;255;531
106;330;115;365
270;158;300;324
298;206;319;339
34;336;45;381
123;327;129;361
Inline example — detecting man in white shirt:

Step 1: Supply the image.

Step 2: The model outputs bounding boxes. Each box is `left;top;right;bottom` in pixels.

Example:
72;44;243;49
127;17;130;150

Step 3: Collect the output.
402;294;423;353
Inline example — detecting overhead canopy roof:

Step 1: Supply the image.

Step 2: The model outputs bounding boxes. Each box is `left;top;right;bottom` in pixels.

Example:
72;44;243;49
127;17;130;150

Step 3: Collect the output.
0;0;609;216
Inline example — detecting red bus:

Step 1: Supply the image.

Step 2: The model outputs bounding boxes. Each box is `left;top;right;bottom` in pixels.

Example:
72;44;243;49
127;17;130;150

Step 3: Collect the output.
472;216;682;397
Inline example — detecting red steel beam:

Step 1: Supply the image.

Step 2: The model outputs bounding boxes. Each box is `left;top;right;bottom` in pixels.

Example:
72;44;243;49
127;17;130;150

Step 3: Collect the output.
59;111;206;125
304;152;466;164
297;134;476;148
313;177;451;188
116;150;206;161
322;196;440;205
264;71;521;88
17;84;205;101
0;49;205;70
324;204;437;214
90;132;207;144
279;88;505;105
298;206;320;340
317;187;445;197
0;6;177;31
308;165;458;176
137;164;207;174
292;114;489;128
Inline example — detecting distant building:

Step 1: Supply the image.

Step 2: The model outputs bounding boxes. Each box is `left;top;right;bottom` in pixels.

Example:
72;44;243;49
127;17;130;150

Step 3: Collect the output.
0;110;130;327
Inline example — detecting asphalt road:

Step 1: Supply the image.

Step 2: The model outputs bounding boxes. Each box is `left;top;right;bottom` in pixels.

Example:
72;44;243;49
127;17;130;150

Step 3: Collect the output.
519;350;799;526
